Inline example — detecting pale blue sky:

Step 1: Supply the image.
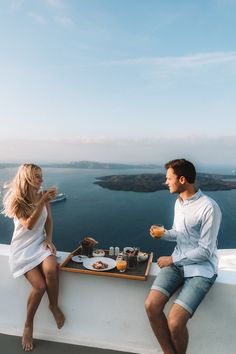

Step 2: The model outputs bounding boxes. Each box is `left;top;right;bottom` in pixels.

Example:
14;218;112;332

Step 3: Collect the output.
0;0;236;165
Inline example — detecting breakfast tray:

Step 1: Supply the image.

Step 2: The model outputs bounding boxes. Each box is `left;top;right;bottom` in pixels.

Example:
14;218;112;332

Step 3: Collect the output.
60;246;153;281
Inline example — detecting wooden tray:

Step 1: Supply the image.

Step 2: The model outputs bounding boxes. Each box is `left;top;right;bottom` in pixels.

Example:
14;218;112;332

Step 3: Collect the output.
60;246;153;281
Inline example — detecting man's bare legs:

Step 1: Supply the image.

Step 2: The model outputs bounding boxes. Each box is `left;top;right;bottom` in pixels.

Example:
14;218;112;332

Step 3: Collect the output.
23;268;47;351
167;304;190;354
41;256;65;329
145;290;190;354
145;290;176;354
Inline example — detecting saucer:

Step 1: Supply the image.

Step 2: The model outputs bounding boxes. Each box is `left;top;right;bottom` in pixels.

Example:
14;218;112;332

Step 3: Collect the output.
72;255;88;263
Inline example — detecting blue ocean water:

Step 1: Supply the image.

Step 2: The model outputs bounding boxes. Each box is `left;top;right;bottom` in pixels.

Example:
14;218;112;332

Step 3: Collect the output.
1;167;236;260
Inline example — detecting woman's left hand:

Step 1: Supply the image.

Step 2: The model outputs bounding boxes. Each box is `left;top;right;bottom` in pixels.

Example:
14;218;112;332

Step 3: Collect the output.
44;240;57;255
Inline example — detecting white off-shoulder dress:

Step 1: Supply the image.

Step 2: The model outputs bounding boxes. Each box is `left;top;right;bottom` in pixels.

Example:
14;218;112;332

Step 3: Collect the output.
9;206;53;278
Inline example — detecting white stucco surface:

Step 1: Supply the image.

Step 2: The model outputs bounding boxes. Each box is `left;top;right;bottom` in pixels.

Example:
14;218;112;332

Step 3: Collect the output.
0;244;236;354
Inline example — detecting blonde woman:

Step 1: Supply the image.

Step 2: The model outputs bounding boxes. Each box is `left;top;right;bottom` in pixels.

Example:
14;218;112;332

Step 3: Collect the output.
3;163;65;351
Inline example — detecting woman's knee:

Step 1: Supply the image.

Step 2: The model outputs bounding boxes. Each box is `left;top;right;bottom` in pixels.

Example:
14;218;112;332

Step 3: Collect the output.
44;265;58;280
33;281;46;294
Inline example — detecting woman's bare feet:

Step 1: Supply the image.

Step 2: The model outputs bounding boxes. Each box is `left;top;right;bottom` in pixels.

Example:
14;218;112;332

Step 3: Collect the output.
22;324;33;351
49;305;65;329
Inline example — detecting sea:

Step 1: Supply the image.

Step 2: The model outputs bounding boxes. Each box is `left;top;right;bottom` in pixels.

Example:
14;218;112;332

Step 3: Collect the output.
1;166;236;261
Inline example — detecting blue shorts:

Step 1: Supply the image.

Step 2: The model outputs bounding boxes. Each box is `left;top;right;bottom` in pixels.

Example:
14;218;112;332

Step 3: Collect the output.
151;265;217;316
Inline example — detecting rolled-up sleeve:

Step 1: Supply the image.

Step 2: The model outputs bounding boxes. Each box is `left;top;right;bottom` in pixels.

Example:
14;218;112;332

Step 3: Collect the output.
163;228;178;242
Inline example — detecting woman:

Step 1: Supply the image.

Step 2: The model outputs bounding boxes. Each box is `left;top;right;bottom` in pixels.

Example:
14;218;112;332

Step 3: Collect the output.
2;163;65;351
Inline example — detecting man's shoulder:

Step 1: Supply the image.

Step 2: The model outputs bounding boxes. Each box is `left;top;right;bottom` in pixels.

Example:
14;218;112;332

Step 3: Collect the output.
199;192;221;213
199;191;216;204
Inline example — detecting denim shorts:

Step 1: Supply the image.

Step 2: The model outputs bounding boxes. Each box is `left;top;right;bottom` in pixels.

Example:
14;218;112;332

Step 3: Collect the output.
151;265;217;316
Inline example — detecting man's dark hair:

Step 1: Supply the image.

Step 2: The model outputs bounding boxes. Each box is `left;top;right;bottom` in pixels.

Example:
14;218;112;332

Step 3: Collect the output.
165;159;196;184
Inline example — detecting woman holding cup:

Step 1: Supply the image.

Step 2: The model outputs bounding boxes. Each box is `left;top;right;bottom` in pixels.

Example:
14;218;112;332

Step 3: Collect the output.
2;163;65;351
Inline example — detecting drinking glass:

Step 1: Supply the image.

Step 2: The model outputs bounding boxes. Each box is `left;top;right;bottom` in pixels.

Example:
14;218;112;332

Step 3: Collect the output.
151;224;165;238
116;254;127;273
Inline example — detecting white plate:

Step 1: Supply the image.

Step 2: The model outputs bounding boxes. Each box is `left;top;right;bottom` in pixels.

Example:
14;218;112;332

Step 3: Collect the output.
72;255;88;263
83;257;116;272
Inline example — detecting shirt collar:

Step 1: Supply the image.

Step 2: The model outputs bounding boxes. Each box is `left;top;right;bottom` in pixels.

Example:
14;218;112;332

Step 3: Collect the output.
178;189;202;205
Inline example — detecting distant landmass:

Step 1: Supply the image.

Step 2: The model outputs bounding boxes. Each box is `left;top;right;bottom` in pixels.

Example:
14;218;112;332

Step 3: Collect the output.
0;161;160;170
94;173;236;192
56;161;161;169
0;163;19;169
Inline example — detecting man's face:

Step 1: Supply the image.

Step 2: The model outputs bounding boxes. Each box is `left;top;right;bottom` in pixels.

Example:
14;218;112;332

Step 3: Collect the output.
165;167;183;194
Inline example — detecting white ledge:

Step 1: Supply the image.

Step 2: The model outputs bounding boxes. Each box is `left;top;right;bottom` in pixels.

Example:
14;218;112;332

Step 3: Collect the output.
0;244;236;354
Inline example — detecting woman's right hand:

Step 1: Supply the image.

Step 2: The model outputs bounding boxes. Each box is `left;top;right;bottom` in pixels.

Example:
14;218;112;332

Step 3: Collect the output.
41;187;57;203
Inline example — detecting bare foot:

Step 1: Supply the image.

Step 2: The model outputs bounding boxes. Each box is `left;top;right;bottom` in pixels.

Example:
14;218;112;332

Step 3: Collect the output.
22;324;33;351
49;305;65;329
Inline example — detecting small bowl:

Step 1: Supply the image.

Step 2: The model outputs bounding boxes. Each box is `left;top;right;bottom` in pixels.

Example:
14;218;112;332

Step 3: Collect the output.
93;249;105;257
137;252;148;262
123;247;134;254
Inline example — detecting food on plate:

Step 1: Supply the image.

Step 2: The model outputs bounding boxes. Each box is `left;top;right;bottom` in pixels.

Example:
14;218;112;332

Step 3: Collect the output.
92;261;108;270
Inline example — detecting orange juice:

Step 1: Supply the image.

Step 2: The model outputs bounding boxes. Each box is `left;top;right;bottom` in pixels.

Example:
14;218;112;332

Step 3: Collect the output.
151;225;164;238
116;260;127;272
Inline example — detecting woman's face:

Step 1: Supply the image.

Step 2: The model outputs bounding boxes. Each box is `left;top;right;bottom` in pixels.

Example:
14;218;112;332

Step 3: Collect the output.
33;168;43;190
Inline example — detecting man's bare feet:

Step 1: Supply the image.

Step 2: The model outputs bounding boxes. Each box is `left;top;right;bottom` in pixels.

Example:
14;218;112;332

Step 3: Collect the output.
49;305;65;329
22;324;33;351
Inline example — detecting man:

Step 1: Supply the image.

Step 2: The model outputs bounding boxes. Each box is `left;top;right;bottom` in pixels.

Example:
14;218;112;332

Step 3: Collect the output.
145;159;222;354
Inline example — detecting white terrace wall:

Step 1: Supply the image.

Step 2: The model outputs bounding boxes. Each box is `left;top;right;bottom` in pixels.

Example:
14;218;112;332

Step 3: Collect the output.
0;244;236;354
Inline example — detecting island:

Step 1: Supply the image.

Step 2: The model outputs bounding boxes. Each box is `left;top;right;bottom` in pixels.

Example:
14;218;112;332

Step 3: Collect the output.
94;173;236;192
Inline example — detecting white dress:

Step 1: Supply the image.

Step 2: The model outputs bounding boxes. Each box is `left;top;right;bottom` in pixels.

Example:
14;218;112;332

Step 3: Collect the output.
9;206;53;278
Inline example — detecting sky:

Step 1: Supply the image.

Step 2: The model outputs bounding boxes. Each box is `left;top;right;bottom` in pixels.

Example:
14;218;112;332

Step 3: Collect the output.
0;0;236;166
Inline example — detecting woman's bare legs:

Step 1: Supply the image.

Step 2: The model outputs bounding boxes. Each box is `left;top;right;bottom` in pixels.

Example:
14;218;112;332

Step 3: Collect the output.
22;256;64;351
23;267;47;351
40;255;65;329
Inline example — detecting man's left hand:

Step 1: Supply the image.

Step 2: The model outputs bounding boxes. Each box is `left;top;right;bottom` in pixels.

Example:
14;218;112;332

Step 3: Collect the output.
157;256;173;268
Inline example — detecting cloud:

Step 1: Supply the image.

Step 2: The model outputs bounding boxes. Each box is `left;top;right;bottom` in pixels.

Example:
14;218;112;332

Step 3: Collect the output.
101;52;236;78
27;12;46;24
97;51;236;85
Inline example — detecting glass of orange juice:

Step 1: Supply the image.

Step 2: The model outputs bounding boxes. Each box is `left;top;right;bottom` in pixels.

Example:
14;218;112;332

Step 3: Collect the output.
116;254;127;273
150;224;165;238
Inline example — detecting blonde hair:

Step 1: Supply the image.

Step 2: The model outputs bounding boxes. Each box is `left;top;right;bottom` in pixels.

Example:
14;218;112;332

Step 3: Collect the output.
2;163;41;219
